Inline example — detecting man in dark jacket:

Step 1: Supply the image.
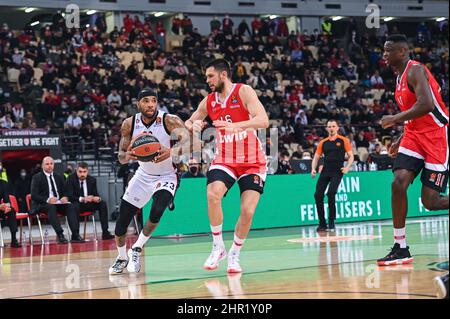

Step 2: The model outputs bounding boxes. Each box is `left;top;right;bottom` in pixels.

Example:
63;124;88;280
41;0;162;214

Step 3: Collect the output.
30;157;79;243
65;162;114;240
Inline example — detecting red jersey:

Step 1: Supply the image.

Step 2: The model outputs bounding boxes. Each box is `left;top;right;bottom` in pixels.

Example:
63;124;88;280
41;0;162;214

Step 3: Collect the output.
395;60;449;134
206;83;266;167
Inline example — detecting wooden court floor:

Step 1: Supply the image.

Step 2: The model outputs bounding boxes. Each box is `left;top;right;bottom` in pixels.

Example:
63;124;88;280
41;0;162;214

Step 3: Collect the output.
0;216;448;299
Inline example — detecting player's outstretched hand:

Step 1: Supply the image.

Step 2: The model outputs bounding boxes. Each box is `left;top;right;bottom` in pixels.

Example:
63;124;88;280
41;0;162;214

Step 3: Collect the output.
152;146;171;163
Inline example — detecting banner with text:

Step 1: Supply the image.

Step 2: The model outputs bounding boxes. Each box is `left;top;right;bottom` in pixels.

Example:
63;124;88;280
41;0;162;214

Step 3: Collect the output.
144;171;448;236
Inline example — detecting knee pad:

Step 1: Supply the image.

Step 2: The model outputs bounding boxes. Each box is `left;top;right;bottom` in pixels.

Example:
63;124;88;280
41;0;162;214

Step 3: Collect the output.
149;190;173;224
114;199;138;237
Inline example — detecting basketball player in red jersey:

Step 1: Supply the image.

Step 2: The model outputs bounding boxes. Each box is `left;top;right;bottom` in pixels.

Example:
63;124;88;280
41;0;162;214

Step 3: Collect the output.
378;34;449;269
185;59;269;273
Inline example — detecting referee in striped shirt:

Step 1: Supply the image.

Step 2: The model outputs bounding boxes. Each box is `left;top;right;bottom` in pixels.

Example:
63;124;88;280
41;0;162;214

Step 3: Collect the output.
311;120;354;232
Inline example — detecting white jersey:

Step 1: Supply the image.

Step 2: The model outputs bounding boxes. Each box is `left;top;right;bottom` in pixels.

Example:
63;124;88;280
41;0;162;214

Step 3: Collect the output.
131;110;175;175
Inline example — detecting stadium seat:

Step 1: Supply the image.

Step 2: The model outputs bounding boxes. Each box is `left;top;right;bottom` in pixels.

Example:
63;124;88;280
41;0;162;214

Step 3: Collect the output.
266;90;274;98
131;52;143;62
213;53;224;59
357;147;369;162
7;68;20;83
9;195;33;244
153;70;165;84
80;211;98;241
242;62;251;75
33;67;43;84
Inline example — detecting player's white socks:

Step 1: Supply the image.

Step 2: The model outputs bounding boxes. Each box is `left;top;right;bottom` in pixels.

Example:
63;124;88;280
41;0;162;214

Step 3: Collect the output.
118;245;128;260
211;224;224;248
132;231;151;249
394;227;407;248
229;234;245;256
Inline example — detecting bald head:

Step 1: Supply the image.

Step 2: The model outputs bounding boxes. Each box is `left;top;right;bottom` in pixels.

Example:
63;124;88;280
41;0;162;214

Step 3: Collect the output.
42;157;55;174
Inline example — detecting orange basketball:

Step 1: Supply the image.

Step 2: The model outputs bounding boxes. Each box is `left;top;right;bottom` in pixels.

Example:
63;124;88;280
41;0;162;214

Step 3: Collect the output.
130;133;161;162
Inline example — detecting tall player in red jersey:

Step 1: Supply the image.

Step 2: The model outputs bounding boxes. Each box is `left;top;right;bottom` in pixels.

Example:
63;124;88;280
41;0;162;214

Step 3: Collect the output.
185;59;269;273
378;34;449;267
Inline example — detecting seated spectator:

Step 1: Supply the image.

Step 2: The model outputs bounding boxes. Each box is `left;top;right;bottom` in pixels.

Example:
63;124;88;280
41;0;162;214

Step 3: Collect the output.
13;169;31;214
30;157;78;244
301;151;312;160
66;110;82;131
181;158;205;178
65;162;114;241
0;113;14;129
107;89;122;107
370;70;385;89
291;145;304;160
275;151;293;174
0;179;21;247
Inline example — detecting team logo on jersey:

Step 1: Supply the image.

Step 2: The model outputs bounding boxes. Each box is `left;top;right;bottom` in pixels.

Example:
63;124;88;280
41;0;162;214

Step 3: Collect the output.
136;118;140;124
231;95;238;104
336;142;341;147
155;117;162;125
211;101;217;108
156;182;161;189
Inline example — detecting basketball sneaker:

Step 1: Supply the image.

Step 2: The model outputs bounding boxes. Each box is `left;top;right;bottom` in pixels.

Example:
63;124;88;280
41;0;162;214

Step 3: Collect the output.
203;243;227;270
434;273;449;299
316;224;327;232
127;247;142;273
377;243;414;266
109;256;129;275
227;252;242;274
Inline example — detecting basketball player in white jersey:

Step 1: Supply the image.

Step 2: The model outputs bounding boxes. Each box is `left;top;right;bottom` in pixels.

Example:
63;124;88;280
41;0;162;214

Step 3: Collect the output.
109;89;188;275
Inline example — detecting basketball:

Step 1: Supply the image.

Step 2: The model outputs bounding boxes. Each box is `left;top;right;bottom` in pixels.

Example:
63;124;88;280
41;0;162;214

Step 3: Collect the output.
130;133;161;162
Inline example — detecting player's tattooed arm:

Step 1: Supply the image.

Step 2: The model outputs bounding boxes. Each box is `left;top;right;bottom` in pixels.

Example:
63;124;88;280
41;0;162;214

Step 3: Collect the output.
153;114;190;164
118;118;137;165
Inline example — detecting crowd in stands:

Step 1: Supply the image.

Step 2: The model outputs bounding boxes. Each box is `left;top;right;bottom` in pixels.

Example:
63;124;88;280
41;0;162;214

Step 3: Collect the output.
0;13;448;176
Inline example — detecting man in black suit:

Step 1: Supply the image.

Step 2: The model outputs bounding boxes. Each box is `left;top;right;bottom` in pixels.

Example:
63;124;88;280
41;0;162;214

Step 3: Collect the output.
0;179;21;247
30;156;81;243
65;162;114;240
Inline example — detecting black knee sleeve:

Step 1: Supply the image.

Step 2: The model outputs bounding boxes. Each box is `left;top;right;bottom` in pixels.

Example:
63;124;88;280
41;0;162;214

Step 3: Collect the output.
149;190;173;224
115;199;139;237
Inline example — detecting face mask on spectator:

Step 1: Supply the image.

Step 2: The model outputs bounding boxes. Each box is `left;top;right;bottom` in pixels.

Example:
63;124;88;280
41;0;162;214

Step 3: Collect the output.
189;166;198;174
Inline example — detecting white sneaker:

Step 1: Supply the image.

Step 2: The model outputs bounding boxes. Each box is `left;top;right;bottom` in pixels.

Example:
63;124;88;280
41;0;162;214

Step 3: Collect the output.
227;252;242;274
203;244;227;270
109;256;129;275
127;247;142;273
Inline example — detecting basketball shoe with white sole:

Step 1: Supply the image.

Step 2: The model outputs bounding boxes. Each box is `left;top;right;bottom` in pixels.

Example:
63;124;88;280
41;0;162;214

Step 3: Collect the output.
227;252;242;273
109;256;129;275
203;243;227;270
127;247;142;273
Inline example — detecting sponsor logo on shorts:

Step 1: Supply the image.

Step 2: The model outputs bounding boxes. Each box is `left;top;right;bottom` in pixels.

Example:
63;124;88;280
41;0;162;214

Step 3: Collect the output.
253;175;263;187
429;173;437;183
